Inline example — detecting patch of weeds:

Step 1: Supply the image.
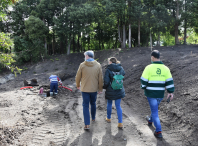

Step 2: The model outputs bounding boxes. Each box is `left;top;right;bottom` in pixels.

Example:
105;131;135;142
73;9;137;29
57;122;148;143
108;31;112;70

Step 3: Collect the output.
23;67;28;71
44;70;48;72
33;71;36;74
25;71;27;73
120;51;124;53
95;58;99;61
127;49;129;51
50;59;54;62
116;53;119;55
65;67;67;70
54;68;58;71
55;58;59;61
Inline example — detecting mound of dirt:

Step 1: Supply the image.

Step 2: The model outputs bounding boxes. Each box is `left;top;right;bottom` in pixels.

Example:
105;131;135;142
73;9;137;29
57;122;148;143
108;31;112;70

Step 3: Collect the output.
0;45;198;146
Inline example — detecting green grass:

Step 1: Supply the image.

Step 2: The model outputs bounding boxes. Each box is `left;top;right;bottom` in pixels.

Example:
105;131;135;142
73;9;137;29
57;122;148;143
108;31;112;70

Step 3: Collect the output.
54;68;58;71
95;58;99;61
23;67;28;71
55;58;59;61
65;67;67;70
33;71;36;74
44;70;48;72
50;59;54;62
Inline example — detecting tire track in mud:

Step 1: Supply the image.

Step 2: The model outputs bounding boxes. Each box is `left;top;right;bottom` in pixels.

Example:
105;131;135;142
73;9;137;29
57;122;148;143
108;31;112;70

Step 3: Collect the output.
31;112;66;145
29;91;83;146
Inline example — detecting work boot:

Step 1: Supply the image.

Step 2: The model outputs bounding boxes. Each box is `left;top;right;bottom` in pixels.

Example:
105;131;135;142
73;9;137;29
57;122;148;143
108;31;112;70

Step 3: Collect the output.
146;115;152;126
106;118;111;123
117;123;123;129
154;131;163;138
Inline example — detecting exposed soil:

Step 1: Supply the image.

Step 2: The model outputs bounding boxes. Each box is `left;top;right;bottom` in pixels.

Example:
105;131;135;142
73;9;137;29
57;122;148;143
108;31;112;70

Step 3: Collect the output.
0;45;198;146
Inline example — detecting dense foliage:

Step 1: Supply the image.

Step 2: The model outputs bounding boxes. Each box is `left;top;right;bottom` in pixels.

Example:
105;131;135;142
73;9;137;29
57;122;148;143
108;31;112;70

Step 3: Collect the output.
1;0;198;63
0;0;22;75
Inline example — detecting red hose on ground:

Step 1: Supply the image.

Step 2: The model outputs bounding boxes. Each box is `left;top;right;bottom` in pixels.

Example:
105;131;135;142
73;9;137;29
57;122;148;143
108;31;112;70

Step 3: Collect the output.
58;86;72;91
20;86;33;90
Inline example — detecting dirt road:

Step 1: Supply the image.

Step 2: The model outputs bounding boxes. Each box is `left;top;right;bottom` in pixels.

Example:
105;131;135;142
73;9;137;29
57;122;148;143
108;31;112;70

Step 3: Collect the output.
0;45;198;146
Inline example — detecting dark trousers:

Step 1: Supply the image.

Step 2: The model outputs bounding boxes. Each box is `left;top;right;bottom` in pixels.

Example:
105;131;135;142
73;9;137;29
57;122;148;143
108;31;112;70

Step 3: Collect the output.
50;83;58;94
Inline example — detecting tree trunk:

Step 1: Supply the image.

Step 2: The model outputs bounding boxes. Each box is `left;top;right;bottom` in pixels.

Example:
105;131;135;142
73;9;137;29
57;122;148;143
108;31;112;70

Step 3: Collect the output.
115;34;118;49
44;37;47;54
52;33;55;54
138;19;141;47
102;41;104;49
88;36;90;50
146;36;149;47
47;44;50;55
65;38;68;54
184;0;187;45
42;18;47;55
118;23;122;44
98;23;101;50
122;24;126;48
157;32;160;46
77;34;80;52
128;0;132;48
81;32;83;52
129;24;131;48
60;41;63;54
67;40;71;55
72;35;75;53
175;0;179;45
150;29;152;51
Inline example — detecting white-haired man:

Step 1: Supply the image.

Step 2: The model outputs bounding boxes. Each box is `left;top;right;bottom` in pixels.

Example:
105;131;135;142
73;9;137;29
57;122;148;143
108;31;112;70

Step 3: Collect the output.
75;50;103;130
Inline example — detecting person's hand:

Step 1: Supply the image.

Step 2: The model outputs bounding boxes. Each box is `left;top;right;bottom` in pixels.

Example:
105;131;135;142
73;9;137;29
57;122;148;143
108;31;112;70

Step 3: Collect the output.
167;93;174;101
77;87;81;90
98;91;103;94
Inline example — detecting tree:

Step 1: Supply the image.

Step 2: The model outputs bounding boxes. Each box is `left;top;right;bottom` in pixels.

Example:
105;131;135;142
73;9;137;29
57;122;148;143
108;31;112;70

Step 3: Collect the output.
175;0;180;45
0;0;21;75
24;16;48;61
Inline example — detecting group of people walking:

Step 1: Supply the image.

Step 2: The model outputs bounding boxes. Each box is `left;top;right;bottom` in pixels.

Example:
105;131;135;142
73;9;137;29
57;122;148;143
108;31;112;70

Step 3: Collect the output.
75;50;175;138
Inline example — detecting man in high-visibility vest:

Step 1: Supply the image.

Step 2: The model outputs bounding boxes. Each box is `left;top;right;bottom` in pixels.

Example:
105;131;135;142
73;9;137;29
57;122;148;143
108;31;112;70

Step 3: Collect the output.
140;50;175;138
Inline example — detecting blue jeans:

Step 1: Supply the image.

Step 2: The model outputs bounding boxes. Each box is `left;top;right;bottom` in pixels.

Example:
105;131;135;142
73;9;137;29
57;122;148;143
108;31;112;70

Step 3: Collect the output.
82;92;97;125
147;97;163;132
50;83;58;93
107;99;122;123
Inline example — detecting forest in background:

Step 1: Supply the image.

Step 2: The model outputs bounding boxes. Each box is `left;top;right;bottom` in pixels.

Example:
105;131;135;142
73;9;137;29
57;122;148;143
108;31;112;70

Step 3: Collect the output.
1;0;198;68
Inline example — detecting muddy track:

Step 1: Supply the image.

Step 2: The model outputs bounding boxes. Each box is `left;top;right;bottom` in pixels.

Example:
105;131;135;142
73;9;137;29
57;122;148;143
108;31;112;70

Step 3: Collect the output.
1;45;198;145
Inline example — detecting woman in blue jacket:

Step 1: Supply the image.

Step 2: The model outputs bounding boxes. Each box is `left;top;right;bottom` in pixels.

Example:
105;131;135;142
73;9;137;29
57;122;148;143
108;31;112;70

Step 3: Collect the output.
103;57;125;128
